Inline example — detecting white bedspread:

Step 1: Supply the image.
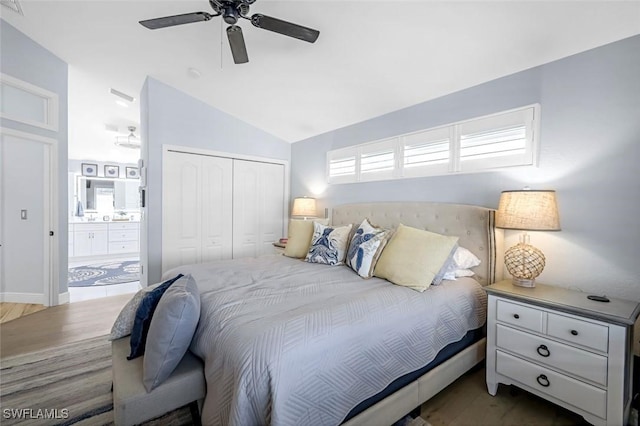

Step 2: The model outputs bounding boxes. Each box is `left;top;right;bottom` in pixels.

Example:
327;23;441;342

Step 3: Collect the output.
163;255;487;426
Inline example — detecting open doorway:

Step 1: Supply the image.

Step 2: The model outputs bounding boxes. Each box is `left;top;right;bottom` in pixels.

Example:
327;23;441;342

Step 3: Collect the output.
67;160;141;302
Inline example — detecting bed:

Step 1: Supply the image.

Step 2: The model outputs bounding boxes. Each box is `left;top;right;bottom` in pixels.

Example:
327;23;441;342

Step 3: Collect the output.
162;202;504;426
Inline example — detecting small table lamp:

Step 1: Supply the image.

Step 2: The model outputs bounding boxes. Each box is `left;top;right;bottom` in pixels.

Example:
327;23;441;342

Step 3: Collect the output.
496;189;561;287
291;197;317;220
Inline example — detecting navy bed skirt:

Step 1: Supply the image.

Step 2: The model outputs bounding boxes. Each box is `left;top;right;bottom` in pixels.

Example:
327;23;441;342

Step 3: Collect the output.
343;327;484;422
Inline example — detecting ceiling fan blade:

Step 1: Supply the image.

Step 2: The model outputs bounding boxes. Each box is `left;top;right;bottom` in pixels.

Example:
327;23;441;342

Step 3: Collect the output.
227;25;249;64
140;12;213;30
250;14;319;43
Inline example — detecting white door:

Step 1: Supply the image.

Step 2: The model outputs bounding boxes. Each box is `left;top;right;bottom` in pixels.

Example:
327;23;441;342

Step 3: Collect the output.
233;160;284;258
0;130;53;303
162;151;233;274
201;154;233;263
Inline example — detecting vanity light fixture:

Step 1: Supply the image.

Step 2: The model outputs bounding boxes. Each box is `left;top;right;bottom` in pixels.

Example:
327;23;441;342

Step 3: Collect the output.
496;188;561;288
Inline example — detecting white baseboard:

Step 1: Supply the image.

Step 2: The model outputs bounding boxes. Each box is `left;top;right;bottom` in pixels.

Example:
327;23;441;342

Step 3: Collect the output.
58;292;70;305
0;292;70;306
0;292;44;304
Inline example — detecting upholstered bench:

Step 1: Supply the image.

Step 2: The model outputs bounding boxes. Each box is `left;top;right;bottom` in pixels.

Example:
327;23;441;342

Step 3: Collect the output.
111;337;206;426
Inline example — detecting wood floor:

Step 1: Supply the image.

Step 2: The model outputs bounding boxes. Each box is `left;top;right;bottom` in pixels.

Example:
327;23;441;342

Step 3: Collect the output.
0;302;47;324
0;296;587;425
0;294;131;358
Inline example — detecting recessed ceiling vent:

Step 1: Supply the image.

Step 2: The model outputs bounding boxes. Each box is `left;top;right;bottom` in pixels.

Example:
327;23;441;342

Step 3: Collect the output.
109;88;135;103
1;0;24;15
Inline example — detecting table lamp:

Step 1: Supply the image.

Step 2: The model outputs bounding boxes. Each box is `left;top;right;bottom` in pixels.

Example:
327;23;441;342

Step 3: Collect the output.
496;189;561;287
291;197;317;220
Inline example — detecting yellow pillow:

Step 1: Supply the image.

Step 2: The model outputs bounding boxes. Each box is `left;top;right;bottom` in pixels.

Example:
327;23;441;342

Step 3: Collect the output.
373;224;459;292
284;219;330;258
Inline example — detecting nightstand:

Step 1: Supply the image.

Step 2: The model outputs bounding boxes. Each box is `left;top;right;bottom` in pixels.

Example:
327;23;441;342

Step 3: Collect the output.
272;241;286;254
485;280;640;426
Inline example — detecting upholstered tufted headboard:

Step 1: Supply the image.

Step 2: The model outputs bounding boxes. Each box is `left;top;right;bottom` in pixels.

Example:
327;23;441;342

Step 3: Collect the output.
331;202;504;286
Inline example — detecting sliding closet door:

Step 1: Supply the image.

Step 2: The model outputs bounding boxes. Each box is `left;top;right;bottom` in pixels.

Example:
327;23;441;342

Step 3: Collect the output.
162;151;232;273
201;155;233;262
232;160;284;259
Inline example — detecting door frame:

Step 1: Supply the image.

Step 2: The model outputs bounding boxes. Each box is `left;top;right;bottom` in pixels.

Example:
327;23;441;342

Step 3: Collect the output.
0;127;59;306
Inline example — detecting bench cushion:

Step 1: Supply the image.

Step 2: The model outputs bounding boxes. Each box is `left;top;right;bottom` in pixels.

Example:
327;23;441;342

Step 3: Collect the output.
112;337;205;426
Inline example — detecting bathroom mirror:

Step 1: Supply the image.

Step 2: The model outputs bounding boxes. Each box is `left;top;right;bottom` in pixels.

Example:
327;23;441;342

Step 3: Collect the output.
77;176;139;212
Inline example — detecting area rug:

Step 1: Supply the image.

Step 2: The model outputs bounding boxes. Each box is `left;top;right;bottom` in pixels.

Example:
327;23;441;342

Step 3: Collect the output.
0;335;192;425
68;261;139;287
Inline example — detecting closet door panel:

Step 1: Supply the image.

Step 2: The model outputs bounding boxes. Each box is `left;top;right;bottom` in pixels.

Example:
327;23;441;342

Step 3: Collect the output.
258;162;285;256
163;152;201;273
201;155;233;262
232;160;260;259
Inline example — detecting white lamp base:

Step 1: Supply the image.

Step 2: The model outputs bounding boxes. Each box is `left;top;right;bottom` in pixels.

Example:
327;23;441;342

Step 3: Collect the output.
511;277;536;288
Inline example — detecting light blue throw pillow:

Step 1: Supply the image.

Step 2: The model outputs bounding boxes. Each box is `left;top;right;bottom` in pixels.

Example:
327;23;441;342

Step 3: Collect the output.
143;274;200;392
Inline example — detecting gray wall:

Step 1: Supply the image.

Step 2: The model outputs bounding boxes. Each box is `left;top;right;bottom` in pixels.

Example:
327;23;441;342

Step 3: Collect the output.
1;20;69;298
140;77;290;285
291;35;640;302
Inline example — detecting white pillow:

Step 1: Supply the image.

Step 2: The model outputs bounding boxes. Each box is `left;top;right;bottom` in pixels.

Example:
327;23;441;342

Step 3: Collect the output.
305;222;353;265
453;247;481;269
438;247;482;282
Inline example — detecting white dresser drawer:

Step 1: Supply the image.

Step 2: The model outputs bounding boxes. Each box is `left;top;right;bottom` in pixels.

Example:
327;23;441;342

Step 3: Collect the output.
497;299;543;333
496;324;607;386
496;350;607;419
108;241;138;254
109;229;139;242
108;222;139;231
547;313;609;353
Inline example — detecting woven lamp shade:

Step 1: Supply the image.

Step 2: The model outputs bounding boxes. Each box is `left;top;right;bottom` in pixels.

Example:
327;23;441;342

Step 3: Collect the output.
496;190;560;287
496;190;560;231
291;197;317;218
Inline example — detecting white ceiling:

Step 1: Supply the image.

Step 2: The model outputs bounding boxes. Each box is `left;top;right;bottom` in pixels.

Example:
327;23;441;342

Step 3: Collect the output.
3;1;639;163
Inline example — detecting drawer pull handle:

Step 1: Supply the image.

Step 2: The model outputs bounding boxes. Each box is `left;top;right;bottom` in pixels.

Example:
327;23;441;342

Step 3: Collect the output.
570;330;578;336
513;314;520;319
536;345;550;357
536;374;550;388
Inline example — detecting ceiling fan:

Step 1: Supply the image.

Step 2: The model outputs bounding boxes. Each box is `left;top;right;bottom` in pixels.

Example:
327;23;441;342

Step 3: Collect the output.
139;0;320;64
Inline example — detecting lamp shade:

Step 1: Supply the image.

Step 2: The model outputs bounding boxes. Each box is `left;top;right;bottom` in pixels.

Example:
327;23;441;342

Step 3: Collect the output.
496;190;560;231
291;197;317;218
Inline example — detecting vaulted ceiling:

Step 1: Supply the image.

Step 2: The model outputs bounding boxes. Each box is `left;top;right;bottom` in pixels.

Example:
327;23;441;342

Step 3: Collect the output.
3;1;639;163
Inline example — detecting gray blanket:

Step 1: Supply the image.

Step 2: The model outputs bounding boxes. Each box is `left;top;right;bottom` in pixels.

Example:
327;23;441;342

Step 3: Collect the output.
163;255;487;426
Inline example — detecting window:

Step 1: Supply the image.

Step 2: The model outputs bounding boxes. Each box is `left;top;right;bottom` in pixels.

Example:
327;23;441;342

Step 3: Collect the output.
0;73;59;131
458;107;535;172
402;126;451;177
359;138;396;181
327;104;539;184
327;147;357;184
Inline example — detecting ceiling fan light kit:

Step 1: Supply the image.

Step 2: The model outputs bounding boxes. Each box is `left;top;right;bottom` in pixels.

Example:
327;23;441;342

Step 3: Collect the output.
140;0;320;64
114;126;141;150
